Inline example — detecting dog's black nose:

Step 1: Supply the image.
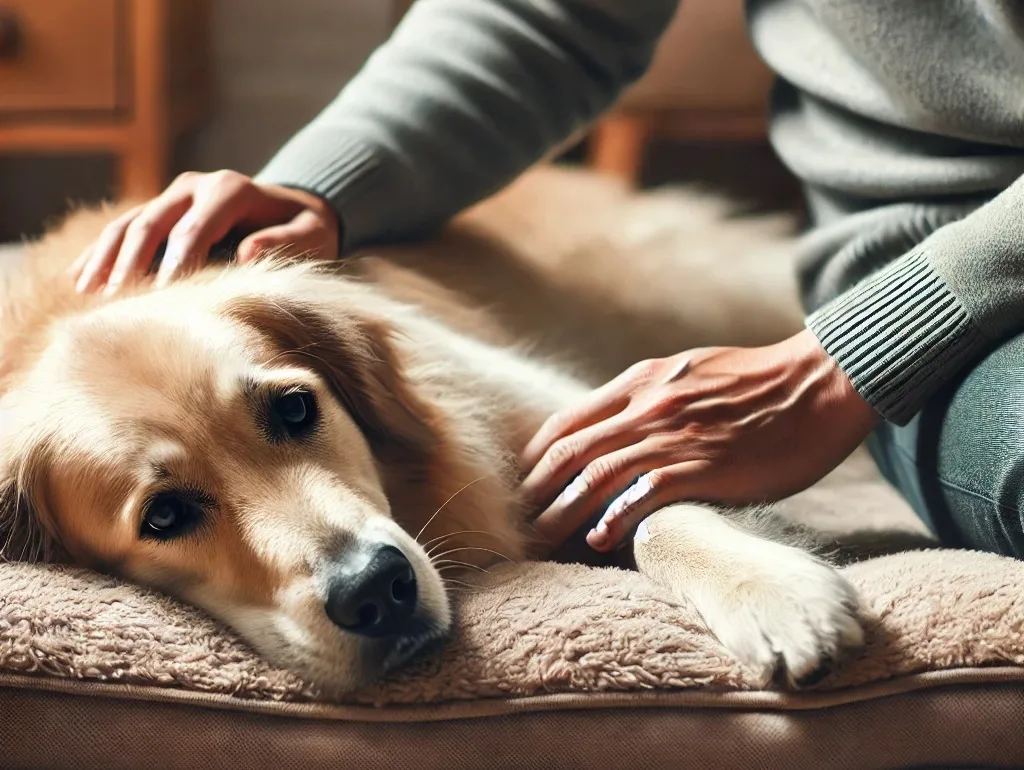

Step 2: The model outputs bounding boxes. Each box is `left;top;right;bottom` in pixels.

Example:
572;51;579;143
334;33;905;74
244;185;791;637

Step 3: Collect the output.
325;544;418;637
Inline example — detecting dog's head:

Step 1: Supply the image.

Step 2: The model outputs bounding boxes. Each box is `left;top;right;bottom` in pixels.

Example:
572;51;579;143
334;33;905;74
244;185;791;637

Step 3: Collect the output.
0;260;517;693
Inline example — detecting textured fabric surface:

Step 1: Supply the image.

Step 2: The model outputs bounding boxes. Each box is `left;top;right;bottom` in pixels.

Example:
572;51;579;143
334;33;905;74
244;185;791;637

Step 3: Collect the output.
806;249;986;425
2;545;1024;707
2;675;1024;770
2;512;1024;770
0;448;1021;710
2;541;1023;708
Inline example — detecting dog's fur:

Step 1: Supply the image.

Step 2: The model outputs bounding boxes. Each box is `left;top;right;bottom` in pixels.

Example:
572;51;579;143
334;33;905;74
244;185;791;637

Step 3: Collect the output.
0;168;862;693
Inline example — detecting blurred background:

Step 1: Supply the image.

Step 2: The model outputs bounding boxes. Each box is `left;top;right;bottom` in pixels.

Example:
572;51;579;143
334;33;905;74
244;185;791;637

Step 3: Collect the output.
0;0;801;243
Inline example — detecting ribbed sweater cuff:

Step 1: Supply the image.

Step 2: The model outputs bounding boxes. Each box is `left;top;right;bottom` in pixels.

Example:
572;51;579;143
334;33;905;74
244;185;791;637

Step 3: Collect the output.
806;250;987;425
255;134;397;253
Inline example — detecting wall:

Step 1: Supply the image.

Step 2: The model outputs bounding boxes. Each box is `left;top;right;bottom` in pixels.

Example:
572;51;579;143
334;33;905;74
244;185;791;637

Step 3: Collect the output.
0;0;390;239
181;0;390;174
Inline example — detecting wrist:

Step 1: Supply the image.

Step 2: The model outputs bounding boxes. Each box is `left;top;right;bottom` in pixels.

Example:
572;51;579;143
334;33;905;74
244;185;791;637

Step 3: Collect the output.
789;328;880;432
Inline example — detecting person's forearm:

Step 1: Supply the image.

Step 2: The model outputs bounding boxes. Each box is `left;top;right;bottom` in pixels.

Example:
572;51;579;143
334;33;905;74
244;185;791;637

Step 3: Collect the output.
808;172;1024;425
255;0;677;252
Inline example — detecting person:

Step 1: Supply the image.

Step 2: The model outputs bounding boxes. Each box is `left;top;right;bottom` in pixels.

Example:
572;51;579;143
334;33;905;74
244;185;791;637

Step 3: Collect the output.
71;0;1024;558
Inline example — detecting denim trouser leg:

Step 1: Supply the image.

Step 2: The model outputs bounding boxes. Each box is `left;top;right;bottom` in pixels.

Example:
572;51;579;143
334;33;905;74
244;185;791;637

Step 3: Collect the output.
867;330;1024;559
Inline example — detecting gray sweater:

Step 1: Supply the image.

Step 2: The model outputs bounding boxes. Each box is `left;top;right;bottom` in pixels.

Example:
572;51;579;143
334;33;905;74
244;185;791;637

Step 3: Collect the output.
257;0;1024;426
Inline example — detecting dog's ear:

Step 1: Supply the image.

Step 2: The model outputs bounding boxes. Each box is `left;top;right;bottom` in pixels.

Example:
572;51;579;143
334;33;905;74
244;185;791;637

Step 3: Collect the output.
223;290;439;455
0;457;62;564
0;474;33;562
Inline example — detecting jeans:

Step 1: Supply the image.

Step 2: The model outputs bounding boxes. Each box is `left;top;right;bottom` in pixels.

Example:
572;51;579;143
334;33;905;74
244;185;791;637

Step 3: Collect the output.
868;331;1024;559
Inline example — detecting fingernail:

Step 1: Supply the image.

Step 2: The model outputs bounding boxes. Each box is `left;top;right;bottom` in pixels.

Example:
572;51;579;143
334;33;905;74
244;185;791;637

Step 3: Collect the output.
587;528;608;548
603;495;626;521
238;241;262;263
555;475;588;507
156;246;183;288
631;473;654;502
75;274;92;294
102;280;121;297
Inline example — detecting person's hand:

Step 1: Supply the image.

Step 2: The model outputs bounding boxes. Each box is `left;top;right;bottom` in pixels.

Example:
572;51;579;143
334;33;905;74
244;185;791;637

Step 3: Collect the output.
520;329;879;553
71;170;340;295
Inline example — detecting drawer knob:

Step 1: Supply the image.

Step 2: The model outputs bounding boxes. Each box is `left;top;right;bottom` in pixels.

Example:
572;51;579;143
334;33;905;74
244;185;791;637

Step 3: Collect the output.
0;8;20;60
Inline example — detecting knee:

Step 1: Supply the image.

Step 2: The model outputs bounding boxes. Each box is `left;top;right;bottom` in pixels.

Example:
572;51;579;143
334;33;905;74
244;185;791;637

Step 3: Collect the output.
930;338;1024;558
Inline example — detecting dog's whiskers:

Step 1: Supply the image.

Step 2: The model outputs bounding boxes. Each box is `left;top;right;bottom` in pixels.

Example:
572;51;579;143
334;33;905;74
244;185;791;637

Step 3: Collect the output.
424;532;500;560
433;559;491;574
441;577;488;594
429;545;513;564
419;528;503;552
425;533;465;560
413;476;489;544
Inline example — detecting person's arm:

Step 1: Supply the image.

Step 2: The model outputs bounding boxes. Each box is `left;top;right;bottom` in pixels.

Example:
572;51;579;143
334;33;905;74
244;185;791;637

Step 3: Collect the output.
807;172;1024;425
73;0;678;293
256;0;679;251
517;176;1024;554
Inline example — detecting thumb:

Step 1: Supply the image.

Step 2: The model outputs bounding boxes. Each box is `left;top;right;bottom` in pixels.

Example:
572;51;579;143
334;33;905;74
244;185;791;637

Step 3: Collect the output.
586;465;702;552
237;227;288;263
237;211;334;264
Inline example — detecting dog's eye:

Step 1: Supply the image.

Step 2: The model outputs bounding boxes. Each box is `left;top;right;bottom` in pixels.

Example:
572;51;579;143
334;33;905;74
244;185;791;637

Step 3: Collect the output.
141;494;204;540
271;390;318;438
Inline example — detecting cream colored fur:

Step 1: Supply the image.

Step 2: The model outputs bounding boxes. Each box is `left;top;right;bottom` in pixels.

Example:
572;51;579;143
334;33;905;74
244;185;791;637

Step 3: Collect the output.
0;166;860;692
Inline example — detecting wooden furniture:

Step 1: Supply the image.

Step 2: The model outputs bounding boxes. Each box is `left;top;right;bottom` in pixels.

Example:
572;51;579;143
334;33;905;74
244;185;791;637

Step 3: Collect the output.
588;0;774;185
0;0;212;201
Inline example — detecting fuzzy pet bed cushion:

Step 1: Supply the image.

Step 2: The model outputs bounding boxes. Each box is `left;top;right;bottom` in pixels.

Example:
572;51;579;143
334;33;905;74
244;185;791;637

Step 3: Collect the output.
2;449;1023;770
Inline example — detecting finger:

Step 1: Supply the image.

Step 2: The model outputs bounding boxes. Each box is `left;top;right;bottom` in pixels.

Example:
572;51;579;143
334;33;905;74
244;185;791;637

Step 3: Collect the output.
236;209;333;264
586;462;706;552
531;440;670;550
155;175;256;287
104;196;192;295
520;383;641;477
519;412;641;510
75;206;144;293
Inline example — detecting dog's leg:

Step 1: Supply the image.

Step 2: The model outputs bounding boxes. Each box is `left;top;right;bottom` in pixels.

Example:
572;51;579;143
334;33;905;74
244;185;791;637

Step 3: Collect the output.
632;503;864;688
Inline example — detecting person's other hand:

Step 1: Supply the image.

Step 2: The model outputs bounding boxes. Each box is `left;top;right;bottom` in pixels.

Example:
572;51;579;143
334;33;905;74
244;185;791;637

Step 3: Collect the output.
519;329;879;553
71;170;340;295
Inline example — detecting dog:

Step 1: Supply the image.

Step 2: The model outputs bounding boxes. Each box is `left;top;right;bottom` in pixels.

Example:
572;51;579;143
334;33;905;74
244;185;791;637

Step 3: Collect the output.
0;168;863;694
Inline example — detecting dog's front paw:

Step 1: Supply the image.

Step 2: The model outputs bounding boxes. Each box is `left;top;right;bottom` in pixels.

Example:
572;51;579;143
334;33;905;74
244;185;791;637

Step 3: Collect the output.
696;547;864;688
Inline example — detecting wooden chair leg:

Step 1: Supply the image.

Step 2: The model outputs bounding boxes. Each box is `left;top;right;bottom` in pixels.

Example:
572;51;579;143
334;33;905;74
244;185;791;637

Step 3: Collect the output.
586;113;651;186
117;144;168;202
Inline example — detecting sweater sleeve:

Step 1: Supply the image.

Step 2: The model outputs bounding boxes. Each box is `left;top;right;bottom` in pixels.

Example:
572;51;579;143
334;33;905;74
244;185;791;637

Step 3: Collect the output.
255;0;678;251
807;172;1024;425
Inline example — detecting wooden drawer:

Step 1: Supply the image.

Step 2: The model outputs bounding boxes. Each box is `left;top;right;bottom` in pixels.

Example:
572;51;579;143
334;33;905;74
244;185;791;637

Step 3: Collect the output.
0;0;122;114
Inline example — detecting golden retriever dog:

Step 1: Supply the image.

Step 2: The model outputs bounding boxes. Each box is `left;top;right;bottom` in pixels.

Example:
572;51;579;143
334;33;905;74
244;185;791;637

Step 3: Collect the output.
0;168;862;694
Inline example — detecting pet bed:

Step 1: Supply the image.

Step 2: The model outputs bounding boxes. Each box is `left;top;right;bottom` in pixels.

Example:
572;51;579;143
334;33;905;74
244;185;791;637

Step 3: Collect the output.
1;450;1023;769
2;172;1023;769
